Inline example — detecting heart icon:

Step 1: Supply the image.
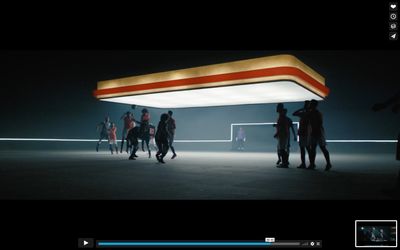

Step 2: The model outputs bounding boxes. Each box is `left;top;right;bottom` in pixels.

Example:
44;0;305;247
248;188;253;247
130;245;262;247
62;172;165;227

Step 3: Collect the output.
391;4;397;9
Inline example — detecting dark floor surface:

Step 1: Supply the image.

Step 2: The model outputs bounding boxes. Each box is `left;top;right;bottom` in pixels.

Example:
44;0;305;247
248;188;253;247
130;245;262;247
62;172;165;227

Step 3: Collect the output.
0;150;398;199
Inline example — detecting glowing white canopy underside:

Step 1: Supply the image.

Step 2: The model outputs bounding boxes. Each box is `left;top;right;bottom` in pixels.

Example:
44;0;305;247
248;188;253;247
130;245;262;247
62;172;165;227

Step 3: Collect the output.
100;81;323;108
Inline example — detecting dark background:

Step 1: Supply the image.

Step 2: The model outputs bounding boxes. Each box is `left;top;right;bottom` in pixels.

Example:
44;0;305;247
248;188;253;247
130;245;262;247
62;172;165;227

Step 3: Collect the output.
0;50;399;141
1;1;399;250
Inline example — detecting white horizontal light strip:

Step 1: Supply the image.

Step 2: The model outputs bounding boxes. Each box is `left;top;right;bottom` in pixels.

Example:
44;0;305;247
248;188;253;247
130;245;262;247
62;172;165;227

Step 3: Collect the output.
0;123;396;143
100;81;323;108
0;138;124;142
0;138;396;143
326;140;397;143
230;122;300;142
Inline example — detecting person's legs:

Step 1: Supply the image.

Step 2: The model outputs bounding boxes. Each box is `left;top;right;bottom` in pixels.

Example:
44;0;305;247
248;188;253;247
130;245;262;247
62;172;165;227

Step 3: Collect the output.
133;143;138;157
276;145;281;165
298;146;306;168
96;133;107;152
114;143;118;154
318;133;331;170
120;128;126;153
145;138;151;158
287;147;290;165
277;136;289;168
320;145;332;170
279;149;289;168
156;140;162;162
109;143;113;154
129;142;138;160
169;136;177;159
307;140;317;169
160;140;169;163
238;140;244;150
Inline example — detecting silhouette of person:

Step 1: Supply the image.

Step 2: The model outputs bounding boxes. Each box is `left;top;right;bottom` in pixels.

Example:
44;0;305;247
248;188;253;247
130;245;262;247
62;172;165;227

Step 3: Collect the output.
284;108;297;164
127;126;140;160
155;113;170;164
166;110;177;159
377;228;386;241
236;127;246;151
120;111;135;154
274;104;291;168
293;100;311;168
274;103;285;165
140;108;151;152
96;116;111;152
307;99;332;170
373;90;400;184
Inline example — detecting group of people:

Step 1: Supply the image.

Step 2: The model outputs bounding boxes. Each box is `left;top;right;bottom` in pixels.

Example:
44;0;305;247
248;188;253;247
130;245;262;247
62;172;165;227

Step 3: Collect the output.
96;108;177;164
274;99;332;170
96;99;334;169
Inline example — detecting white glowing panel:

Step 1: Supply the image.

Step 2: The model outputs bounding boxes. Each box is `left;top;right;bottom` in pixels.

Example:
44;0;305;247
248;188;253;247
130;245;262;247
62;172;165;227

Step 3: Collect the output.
100;81;323;108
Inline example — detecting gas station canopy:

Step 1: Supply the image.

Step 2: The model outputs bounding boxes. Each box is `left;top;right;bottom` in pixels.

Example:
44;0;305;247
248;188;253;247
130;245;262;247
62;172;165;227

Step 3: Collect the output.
93;54;329;108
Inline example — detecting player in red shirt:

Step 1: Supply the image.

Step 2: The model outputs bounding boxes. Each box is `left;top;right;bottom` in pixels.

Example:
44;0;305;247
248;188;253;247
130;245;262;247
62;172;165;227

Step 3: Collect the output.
108;123;118;155
120;111;135;154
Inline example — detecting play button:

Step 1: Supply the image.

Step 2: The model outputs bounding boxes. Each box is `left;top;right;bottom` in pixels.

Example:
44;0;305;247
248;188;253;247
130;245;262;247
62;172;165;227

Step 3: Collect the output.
78;238;94;248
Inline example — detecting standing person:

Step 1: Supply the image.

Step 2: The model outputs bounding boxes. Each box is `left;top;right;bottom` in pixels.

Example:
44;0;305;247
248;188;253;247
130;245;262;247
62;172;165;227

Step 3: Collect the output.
293;101;311;168
127;126;140;160
149;123;158;151
120;111;135;154
96;116;111;152
140;108;151;152
274;103;285;165
235;127;246;151
155;113;169;164
274;104;290;168
283;108;297;165
372;90;400;184
108;123;118;155
307;99;332;171
166;110;177;159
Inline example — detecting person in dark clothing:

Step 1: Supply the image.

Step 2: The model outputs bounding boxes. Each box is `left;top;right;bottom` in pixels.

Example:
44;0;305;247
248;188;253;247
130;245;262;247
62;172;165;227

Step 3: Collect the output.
120;111;135;154
274;104;291;168
139;108;151;153
293;100;311;168
307;99;332;171
166;110;177;159
274;103;285;165
127;126;140;160
96;116;111;152
274;104;296;167
155;113;170;164
373;90;400;184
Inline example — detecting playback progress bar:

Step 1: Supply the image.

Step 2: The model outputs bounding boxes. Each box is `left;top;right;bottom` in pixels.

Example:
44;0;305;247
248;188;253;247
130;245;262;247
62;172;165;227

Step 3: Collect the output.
78;239;322;248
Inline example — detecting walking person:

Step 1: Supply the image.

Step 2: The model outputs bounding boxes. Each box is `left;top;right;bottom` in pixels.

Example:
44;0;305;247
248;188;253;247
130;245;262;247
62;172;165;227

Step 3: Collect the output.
108;123;118;155
96;116;111;152
166;110;177;159
120;111;135;153
155;113;170;164
139;108;151;152
293;100;311;168
127;126;140;160
307;99;332;171
283;108;297;165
